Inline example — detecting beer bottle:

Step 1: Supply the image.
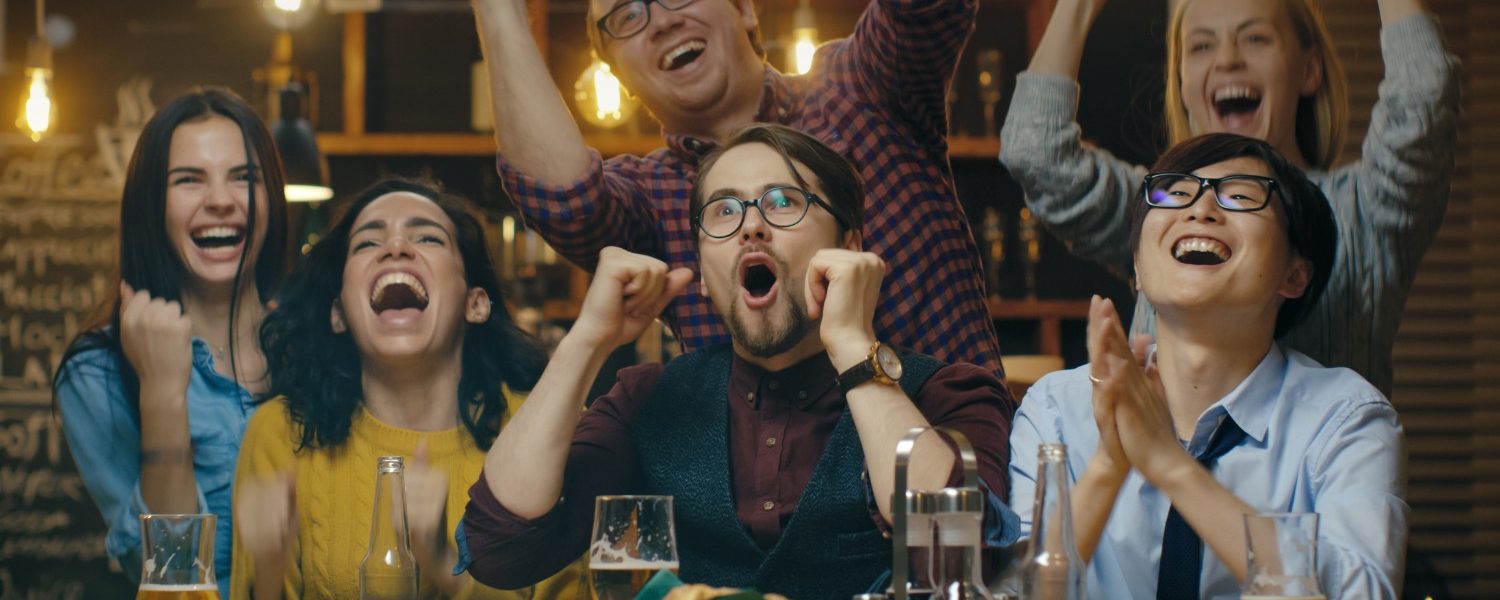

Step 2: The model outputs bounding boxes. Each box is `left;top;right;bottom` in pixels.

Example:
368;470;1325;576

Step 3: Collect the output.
360;456;418;600
1020;444;1084;600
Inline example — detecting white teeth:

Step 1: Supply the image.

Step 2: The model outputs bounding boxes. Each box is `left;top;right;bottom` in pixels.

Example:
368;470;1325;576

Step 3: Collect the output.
1213;85;1261;102
660;40;705;70
192;226;242;240
372;272;428;305
1173;237;1230;261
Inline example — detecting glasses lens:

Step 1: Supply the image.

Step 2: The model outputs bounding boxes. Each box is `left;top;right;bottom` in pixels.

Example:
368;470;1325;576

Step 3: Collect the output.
1147;175;1202;208
759;188;811;227
604;1;649;37
1215;177;1272;211
701;197;745;237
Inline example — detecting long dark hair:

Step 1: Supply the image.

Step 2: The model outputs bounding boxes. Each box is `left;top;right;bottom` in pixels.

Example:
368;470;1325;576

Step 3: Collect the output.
54;87;289;413
259;177;545;450
1127;133;1336;339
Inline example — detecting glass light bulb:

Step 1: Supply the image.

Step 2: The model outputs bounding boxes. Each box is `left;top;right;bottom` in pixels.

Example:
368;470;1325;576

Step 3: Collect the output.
574;57;637;128
19;68;52;142
792;29;817;75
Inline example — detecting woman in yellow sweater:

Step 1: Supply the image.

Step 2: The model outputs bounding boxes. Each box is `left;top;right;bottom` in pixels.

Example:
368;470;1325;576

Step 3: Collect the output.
230;178;587;600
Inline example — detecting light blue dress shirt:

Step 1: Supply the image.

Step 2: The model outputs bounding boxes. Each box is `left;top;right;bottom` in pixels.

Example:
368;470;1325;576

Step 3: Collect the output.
55;332;257;598
1008;344;1406;599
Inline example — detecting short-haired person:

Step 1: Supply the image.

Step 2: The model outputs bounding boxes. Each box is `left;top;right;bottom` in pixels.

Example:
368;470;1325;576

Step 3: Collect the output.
229;179;586;600
55;88;289;595
471;0;1012;386
1009;134;1405;599
1001;0;1459;396
460;125;1014;600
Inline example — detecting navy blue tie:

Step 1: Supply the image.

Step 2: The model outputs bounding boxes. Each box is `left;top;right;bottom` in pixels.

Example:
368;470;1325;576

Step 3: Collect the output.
1156;417;1247;600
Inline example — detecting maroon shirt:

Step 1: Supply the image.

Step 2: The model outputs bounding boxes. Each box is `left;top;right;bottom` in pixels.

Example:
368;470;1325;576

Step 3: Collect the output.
462;351;1011;588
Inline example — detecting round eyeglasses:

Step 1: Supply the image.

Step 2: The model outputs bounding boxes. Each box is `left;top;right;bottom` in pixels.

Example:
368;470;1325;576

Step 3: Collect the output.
596;0;700;40
694;186;848;239
1141;173;1279;212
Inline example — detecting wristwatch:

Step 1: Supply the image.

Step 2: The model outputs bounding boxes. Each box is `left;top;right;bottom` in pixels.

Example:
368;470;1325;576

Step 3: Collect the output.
836;342;904;393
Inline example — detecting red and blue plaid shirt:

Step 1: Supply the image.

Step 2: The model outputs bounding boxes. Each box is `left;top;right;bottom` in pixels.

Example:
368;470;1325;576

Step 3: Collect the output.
498;0;1009;394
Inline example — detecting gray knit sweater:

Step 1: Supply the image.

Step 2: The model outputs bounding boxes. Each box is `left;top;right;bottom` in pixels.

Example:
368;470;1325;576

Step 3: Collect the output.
998;14;1460;396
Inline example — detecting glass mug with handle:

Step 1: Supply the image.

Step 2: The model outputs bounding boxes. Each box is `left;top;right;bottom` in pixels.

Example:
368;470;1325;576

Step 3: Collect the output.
137;513;220;600
589;495;679;600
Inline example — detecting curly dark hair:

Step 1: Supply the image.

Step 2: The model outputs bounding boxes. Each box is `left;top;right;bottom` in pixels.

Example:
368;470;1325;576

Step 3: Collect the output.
259;177;545;450
1127;133;1337;339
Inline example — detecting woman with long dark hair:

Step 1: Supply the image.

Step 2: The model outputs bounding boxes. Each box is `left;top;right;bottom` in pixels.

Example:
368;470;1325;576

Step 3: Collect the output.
230;178;585;600
54;87;290;595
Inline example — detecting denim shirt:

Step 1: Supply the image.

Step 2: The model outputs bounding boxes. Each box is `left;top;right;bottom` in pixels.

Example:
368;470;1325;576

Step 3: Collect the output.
55;332;257;598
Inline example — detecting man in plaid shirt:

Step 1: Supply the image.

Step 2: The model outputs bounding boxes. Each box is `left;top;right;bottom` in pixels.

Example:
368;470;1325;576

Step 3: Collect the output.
472;0;1010;394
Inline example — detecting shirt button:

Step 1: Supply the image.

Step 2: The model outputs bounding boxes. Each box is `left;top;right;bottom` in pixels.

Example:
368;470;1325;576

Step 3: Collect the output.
797;391;808;401
765;437;777;447
769;379;780;391
762;500;775;511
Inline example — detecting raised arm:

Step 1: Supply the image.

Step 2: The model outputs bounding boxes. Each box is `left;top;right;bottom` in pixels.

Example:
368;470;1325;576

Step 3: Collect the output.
834;0;977;138
1336;1;1459;283
472;0;590;185
483;247;692;517
998;0;1142;280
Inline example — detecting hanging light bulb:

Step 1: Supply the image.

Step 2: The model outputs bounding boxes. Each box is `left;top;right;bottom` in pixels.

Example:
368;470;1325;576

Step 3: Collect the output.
17;0;54;142
790;0;818;75
574;53;638;128
260;0;319;30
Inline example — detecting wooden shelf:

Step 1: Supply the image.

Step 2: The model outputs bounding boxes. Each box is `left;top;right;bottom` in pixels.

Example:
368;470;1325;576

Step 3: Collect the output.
319;132;1001;159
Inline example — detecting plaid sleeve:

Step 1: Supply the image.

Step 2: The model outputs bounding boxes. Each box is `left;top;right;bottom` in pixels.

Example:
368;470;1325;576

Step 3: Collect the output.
497;149;664;272
829;0;978;138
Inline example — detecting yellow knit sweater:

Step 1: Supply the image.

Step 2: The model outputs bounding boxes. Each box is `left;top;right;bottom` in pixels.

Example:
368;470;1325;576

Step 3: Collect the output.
229;398;588;600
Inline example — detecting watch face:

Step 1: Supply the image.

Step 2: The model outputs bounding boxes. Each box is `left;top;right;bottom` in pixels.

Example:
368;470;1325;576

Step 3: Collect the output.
876;345;903;380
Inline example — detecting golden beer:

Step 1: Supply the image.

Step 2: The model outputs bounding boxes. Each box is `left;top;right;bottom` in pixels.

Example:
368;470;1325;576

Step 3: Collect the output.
589;563;678;600
135;583;221;600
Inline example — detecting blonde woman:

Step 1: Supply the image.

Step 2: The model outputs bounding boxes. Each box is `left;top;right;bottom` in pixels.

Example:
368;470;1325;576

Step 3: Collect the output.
999;0;1458;396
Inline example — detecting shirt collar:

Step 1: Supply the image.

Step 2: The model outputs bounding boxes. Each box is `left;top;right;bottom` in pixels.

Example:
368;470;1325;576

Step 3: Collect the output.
730;349;839;411
665;67;796;162
1185;342;1289;446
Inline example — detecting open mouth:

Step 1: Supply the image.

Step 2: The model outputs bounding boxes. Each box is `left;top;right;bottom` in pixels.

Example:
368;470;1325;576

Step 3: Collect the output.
1172;237;1231;266
370;272;430;314
739;255;779;301
191;225;245;249
660;39;706;71
1212;85;1262;128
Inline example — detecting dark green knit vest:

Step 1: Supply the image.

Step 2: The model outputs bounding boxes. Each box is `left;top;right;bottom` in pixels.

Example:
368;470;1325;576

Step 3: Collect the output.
630;344;945;600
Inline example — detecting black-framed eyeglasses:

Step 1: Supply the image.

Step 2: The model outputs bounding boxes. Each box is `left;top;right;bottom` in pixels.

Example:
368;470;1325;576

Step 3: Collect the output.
596;0;699;40
1141;173;1280;212
694;186;848;239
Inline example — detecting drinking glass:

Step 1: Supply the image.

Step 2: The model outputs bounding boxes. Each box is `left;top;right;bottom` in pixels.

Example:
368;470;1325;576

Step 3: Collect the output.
137;514;220;600
1242;512;1324;600
589;495;679;600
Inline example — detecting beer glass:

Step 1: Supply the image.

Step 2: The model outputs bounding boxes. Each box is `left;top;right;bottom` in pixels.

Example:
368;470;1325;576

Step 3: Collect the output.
1242;512;1324;600
138;513;220;600
589;495;679;600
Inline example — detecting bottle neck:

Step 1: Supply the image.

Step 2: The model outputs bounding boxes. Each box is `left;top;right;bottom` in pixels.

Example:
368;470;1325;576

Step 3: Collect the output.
368;469;412;553
1029;453;1080;561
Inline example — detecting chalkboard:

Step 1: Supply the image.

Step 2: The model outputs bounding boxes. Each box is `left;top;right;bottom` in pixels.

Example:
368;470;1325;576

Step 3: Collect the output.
0;135;136;599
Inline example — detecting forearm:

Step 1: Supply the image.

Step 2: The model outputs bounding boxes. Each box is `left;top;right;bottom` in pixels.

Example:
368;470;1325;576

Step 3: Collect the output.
1026;0;1105;77
484;333;614;518
1378;0;1424;24
251;563;286;600
1070;455;1126;562
845;386;949;521
473;0;591;185
1153;460;1257;583
137;383;199;514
